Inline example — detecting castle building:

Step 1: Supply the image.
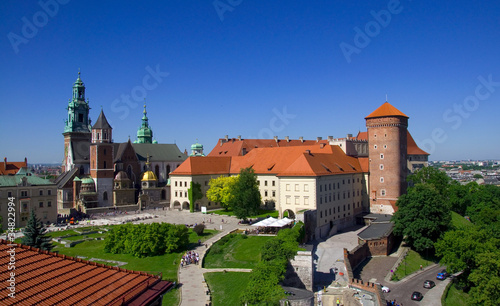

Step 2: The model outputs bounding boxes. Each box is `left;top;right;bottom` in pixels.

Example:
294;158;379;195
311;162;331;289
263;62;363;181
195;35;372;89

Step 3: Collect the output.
170;101;428;238
56;73;187;215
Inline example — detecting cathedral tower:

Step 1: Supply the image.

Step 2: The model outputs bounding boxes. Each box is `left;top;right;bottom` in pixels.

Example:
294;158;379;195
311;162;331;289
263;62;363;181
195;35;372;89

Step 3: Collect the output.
365;102;408;214
90;110;114;206
62;72;91;173
134;102;154;144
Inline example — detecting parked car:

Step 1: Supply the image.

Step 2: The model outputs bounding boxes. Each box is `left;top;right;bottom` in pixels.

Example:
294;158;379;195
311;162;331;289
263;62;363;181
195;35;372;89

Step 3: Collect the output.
411;291;424;301
423;280;435;289
381;286;390;293
441;269;450;277
437;272;447;280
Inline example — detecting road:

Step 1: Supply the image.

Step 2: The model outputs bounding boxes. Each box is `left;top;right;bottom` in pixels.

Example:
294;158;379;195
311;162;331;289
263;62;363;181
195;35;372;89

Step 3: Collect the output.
384;264;449;305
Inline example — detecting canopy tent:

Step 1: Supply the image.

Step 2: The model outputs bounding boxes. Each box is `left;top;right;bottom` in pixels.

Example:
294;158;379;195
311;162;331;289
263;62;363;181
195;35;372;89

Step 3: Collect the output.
251;217;294;228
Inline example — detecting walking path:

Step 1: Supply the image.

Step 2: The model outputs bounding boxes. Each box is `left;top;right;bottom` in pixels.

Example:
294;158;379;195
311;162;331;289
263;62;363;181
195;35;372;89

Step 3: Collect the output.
177;214;243;306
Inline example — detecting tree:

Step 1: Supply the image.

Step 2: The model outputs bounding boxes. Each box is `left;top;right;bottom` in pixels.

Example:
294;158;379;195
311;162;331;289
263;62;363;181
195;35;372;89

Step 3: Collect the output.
407;166;450;197
473;174;483;179
206;176;237;210
468;252;500;306
21;210;54;251
188;182;203;212
392;183;451;251
230;167;261;220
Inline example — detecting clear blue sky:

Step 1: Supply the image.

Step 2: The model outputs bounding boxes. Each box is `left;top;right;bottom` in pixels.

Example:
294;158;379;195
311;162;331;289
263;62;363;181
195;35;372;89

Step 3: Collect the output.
1;0;499;163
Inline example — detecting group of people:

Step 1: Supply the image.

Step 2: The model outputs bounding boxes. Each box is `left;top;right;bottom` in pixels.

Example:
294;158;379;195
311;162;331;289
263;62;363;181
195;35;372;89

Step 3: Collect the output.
180;251;200;268
387;300;403;306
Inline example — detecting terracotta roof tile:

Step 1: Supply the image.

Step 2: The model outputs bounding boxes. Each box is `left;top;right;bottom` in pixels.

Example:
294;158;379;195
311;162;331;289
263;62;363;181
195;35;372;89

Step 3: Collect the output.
0;240;172;305
365;102;409;119
406;131;429;155
0;160;27;175
208;138;322;157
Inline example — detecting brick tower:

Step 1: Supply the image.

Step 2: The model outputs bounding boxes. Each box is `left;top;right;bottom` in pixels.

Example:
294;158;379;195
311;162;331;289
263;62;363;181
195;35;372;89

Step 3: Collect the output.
365;102;408;214
90;110;114;206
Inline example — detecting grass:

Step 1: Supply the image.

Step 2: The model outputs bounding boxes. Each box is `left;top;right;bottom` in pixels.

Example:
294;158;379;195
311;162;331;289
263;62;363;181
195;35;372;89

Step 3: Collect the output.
391;249;437;281
211;209;279;218
451;211;473;228
204;234;274;268
204;272;251;306
442;283;469;306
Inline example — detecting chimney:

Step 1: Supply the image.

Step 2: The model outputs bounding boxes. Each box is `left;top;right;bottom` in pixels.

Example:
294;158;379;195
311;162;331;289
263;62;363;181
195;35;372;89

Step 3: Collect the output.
327;136;333;141
316;137;322;142
285;136;290;142
224;135;229;141
305;150;312;155
274;136;278;143
237;135;241;141
24;157;27;166
4;157;6;170
320;143;325;148
299;136;304;143
347;133;353;139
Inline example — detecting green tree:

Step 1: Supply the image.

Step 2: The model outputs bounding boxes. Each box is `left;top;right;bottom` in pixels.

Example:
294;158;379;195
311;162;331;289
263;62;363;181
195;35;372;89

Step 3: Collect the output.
188;181;203;212
206;176;237;210
407;166;450;197
392;183;451;251
468;252;500;306
473;173;483;179
20;210;54;251
230;168;261;220
241;260;286;305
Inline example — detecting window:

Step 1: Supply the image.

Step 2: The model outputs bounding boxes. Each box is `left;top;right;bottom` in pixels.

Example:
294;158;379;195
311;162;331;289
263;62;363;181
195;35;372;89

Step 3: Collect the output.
23;203;28;212
380;164;384;170
175;191;178;197
205;181;208;186
8;191;12;197
103;161;107;169
295;197;299;205
295;184;299;191
380;177;384;183
272;191;276;197
48;201;52;207
104;149;107;155
48;190;51;195
380;153;384;159
286;196;291;204
304;184;309;192
320;197;322;204
264;181;268;186
39;202;43;208
39;190;43;196
320;185;322;192
257;180;260;185
384;145;387;149
78;113;84;122
184;192;187;197
286;184;290;191
272;181;275;187
343;180;345;184
348;179;350;184
374;145;377;149
374;134;377;138
381;189;386;196
264;191;268;197
21;190;28;197
184;182;187;187
175;181;178;187
320;211;323;218
304;197;309;205
103;191;108;201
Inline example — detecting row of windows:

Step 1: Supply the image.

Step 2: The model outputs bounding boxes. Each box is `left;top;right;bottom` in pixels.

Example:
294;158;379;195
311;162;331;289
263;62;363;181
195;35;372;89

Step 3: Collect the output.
318;190;361;204
174;191;188;198
285;184;309;192
318;177;361;193
257;180;276;187
174;181;188;187
38;201;52;208
4;189;54;197
373;144;388;149
285;196;309;205
263;190;276;197
319;202;361;219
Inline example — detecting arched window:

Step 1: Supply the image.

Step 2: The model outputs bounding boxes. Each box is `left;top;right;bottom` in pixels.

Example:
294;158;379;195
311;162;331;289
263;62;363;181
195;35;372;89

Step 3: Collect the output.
103;191;108;201
80;165;84;175
166;165;171;179
155;165;160;180
127;165;132;180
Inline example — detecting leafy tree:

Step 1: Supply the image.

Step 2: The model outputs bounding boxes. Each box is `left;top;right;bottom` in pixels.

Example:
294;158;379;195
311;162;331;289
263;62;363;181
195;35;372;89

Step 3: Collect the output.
230;168;261;220
206;176;237;210
468;252;500;306
193;223;205;236
241;260;286;305
188;181;203;212
392;183;451;251
21;210;54;251
473;174;483;179
407;166;450;197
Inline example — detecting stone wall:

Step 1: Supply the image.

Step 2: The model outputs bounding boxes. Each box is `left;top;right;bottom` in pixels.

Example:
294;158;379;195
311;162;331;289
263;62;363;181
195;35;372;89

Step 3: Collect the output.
285;251;314;291
345;241;371;270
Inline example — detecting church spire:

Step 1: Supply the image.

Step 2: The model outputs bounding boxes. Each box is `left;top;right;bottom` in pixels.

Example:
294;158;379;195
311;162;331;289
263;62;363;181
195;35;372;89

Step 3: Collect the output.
134;100;154;144
64;71;91;134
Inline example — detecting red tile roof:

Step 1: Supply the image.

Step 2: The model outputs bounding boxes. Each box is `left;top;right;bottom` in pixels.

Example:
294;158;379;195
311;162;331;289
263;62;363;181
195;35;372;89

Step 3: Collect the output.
208;138;323;157
358;157;369;173
172;144;363;177
365;102;409;119
0;240;173;306
0;158;27;175
406;131;429;155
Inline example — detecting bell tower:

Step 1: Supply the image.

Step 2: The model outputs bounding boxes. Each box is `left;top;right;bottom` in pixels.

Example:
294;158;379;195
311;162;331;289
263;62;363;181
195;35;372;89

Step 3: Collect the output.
134;102;154;144
365;101;408;214
62;71;91;173
90;109;114;206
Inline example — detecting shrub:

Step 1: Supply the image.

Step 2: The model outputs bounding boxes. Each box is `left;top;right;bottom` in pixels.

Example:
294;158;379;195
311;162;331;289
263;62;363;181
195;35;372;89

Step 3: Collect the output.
193;224;205;236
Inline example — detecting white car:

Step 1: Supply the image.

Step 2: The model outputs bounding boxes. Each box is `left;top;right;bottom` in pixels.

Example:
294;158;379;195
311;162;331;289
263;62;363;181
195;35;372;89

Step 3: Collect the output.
382;286;390;293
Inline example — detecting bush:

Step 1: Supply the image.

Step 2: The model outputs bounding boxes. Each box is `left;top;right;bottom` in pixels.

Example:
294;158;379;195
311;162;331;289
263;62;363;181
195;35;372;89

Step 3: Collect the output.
209;244;222;255
193;224;205;236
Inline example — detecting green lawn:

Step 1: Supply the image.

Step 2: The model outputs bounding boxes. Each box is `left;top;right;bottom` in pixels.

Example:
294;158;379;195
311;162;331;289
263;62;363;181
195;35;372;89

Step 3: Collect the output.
451;211;473;228
391;249;437;281
204;272;250;306
210;209;279;218
204;235;274;268
443;283;469;306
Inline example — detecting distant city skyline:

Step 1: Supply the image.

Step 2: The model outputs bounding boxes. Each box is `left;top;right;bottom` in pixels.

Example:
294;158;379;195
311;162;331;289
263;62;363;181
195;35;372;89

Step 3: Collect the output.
1;1;500;163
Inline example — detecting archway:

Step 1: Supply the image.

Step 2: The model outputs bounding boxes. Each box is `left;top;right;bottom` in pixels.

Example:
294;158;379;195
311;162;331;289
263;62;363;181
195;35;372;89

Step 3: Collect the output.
173;201;181;210
283;209;295;219
182;201;190;210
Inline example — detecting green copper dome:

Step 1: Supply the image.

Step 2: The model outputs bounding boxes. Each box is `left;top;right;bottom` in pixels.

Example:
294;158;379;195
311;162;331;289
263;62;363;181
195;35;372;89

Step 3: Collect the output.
135;102;154;143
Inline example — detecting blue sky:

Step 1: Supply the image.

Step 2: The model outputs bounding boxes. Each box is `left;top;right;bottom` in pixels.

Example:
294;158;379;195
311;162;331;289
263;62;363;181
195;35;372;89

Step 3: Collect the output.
1;0;499;163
